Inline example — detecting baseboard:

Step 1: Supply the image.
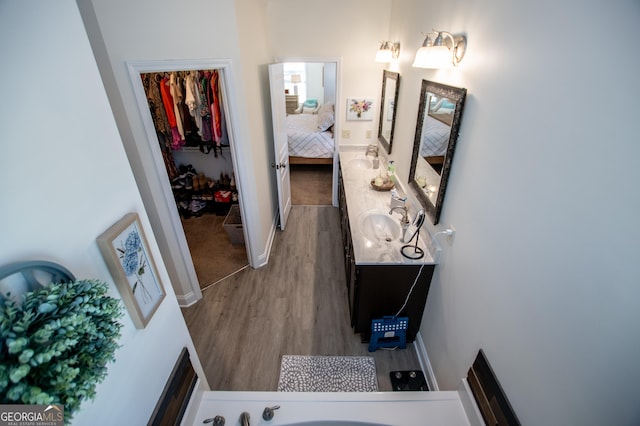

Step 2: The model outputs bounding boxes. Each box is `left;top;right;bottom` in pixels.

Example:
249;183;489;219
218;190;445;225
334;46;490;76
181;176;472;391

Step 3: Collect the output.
262;209;280;267
176;290;200;308
413;332;439;391
247;208;278;269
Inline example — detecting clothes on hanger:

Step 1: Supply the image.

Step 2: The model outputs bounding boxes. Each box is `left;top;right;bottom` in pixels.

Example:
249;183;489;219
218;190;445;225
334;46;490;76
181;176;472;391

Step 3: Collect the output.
141;69;228;152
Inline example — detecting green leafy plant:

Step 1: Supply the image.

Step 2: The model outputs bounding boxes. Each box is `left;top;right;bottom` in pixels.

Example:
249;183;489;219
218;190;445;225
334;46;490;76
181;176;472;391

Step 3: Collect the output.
0;279;123;422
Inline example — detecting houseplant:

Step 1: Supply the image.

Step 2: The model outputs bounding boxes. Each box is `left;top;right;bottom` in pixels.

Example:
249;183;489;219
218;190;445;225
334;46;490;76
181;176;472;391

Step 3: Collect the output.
0;279;123;422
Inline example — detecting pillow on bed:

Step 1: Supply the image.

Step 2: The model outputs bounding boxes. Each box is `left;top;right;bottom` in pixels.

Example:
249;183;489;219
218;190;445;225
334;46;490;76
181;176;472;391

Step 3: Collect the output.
318;102;334;113
317;108;335;131
302;105;320;114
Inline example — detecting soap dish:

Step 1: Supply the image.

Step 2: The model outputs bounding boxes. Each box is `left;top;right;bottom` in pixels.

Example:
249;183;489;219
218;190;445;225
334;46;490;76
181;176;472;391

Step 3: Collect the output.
370;178;394;191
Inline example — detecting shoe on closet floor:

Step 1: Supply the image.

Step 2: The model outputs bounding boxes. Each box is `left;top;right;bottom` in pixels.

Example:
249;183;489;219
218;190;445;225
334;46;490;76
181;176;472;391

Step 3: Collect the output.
190;200;207;215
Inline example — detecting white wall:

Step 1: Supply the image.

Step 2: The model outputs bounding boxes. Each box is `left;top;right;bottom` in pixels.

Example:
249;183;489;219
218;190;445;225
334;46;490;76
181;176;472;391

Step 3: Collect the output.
387;0;640;424
77;0;278;302
233;0;278;258
0;1;207;424
265;0;392;144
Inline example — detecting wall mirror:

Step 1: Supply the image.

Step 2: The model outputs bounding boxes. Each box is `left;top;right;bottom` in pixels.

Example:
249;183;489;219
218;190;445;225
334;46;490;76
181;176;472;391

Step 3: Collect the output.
377;70;400;154
408;79;466;225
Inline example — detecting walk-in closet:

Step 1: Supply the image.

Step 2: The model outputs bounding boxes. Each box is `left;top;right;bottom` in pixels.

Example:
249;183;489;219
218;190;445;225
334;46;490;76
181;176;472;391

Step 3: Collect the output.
140;69;248;290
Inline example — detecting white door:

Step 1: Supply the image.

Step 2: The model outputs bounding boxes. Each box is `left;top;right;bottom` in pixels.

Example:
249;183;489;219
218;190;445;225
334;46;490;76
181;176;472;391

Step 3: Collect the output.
268;63;292;230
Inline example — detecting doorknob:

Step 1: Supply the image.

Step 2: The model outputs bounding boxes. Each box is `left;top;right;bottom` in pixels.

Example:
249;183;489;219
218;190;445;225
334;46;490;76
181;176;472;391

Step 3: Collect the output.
271;162;287;170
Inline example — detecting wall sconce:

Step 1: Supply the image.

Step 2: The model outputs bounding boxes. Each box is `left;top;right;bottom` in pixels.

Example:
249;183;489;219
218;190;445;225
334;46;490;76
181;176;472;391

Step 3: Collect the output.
412;30;467;69
375;41;400;63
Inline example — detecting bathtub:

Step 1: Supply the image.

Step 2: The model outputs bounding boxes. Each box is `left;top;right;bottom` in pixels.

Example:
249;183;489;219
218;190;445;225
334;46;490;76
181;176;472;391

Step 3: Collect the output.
183;385;480;426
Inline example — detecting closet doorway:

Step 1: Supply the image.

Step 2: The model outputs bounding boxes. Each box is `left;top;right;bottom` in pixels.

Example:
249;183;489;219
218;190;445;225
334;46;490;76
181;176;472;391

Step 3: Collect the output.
276;59;340;207
127;60;251;300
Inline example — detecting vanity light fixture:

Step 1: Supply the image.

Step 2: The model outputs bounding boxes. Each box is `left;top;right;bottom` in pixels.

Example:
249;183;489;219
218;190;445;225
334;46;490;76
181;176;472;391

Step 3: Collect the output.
412;30;467;69
375;41;400;63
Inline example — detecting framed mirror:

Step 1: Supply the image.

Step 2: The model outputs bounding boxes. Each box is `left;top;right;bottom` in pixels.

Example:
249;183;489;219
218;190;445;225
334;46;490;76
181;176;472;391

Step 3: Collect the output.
377;70;400;154
408;79;466;225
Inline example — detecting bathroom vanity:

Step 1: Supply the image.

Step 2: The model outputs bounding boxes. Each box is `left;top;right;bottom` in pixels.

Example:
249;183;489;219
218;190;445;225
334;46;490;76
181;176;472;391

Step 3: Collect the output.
338;149;439;343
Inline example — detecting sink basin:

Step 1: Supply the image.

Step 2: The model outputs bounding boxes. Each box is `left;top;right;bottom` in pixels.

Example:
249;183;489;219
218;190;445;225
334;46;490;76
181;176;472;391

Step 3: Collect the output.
358;211;401;243
348;158;372;170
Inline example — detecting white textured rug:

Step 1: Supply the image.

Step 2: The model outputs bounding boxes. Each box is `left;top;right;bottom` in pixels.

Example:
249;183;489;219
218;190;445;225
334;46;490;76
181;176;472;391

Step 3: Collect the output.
277;355;378;392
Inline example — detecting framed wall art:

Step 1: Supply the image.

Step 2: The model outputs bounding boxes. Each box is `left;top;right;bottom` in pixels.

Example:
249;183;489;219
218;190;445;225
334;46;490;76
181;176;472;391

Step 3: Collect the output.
97;212;165;328
346;98;375;121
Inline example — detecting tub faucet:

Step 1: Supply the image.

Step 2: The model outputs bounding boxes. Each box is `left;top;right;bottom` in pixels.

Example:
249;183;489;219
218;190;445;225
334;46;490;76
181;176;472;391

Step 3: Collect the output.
389;206;410;241
240;412;250;426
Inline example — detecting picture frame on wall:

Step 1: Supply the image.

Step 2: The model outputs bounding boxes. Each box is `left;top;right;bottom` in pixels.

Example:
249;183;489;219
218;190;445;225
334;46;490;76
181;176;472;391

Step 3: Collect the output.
97;212;165;328
346;98;375;121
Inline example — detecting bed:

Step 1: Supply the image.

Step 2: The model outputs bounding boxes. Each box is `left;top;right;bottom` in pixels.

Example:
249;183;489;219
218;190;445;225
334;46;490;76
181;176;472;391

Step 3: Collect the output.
419;114;452;158
287;103;335;165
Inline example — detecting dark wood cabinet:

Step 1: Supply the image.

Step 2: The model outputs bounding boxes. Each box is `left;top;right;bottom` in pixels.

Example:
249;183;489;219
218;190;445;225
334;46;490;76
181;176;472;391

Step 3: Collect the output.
338;168;356;317
338;168;435;342
351;264;434;342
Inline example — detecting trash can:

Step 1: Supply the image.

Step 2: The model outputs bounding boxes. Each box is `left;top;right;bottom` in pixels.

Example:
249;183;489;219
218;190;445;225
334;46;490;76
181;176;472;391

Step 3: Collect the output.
223;205;244;245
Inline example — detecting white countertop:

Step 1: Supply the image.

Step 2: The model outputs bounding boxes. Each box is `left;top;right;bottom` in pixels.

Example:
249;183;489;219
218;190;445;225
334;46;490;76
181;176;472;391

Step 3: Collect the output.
339;148;439;265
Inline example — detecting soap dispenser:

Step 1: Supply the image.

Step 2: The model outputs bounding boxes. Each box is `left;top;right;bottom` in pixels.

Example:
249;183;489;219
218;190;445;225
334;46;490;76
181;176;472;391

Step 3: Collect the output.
387;160;396;184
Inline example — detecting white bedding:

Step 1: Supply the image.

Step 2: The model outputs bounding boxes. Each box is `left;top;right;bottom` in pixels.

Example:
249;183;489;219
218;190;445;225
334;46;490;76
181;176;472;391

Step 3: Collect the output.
420;115;451;157
287;114;334;158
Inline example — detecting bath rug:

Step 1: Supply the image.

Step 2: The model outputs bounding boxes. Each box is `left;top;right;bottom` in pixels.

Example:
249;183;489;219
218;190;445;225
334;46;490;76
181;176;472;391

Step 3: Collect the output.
277;355;378;392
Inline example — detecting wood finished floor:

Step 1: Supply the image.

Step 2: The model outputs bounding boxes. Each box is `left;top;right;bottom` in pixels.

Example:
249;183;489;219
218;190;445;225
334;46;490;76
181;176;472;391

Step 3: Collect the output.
180;165;330;289
181;205;422;391
290;164;333;205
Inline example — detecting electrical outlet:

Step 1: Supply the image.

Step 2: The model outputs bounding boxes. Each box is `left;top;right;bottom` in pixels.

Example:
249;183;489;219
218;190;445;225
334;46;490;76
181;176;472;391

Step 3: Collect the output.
445;226;456;244
342;129;351;139
366;130;372;139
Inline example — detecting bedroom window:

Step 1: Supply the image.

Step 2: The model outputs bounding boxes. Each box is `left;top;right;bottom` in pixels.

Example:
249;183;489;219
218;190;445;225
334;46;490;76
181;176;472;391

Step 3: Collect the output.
284;62;307;101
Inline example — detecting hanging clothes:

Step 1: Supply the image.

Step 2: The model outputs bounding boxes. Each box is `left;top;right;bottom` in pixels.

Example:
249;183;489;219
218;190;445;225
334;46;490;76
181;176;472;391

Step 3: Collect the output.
210;70;223;146
159;75;184;150
161;149;179;181
184;70;203;136
140;73;180;181
200;72;212;142
178;73;194;137
141;73;171;144
169;72;185;142
141;68;230;152
159;75;176;127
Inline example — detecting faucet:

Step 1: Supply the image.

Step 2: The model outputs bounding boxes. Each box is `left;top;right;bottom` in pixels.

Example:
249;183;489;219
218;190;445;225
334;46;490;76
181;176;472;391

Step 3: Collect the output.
262;405;280;421
239;412;250;426
389;206;410;241
365;144;378;157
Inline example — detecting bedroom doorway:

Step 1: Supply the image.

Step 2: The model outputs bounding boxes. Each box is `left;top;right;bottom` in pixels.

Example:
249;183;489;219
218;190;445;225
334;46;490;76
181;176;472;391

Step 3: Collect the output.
271;59;340;211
